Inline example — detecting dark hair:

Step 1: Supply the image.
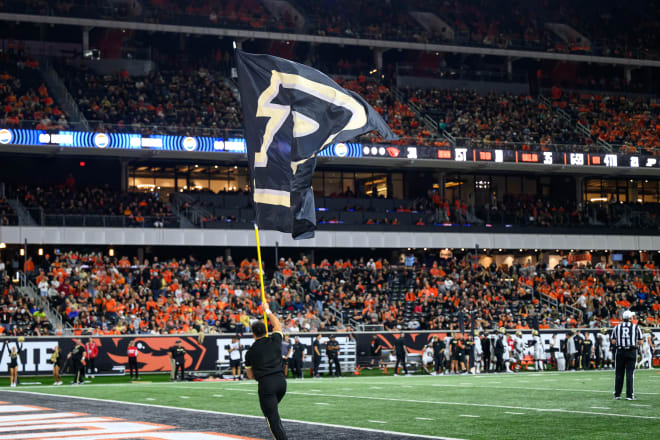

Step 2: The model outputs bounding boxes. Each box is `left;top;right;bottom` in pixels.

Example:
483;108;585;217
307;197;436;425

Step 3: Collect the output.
252;321;267;337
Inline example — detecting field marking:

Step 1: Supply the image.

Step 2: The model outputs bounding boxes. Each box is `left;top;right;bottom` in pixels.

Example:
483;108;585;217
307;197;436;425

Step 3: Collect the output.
590;406;610;410
259;390;660;420
368;420;387;424
416;417;434;421
179;396;190;399
145;398;155;401
630;404;651;407
314;403;329;405
429;383;660;395
213;394;224;398
309;389;321;392
459;415;479;418
5;390;461;440
504;412;524;415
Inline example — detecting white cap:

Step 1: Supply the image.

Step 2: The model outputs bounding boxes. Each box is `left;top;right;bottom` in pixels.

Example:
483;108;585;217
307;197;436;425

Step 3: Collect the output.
622;310;635;320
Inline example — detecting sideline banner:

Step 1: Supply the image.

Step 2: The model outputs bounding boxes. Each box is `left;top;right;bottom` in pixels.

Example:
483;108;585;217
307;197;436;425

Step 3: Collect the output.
1;330;658;375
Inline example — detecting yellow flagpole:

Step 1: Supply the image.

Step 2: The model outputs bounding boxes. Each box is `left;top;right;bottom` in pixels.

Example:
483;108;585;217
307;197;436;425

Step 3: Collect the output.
254;224;269;337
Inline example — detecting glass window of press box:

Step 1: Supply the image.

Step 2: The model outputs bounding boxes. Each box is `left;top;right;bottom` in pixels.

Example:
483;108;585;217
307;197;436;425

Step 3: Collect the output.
584;178;660;204
129;166;404;199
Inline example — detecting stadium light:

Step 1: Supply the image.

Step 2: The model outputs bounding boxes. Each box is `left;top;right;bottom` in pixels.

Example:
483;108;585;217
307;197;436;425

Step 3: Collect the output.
0;242;6;249
38;248;43;256
19;248;25;256
109;248;115;257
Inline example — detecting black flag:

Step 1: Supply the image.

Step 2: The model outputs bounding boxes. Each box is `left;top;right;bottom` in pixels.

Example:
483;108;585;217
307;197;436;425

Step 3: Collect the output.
236;50;396;239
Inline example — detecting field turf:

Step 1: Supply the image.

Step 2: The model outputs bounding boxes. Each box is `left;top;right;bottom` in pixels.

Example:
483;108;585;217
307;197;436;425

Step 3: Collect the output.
4;369;660;439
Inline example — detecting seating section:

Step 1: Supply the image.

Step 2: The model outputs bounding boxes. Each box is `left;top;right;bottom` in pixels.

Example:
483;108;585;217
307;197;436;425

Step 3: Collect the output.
17;251;660;335
550;88;660;153
0;50;68;130
0;197;18;226
406;88;586;146
0;275;52;336
59;63;242;136
12;185;178;228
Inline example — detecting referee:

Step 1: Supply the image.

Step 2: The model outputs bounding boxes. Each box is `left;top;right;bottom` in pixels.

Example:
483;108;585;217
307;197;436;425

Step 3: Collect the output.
245;307;288;440
612;310;643;400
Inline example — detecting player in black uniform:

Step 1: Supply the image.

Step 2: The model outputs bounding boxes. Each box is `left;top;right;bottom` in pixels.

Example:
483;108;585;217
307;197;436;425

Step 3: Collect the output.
465;335;475;374
245;307;288;440
581;334;594;370
291;337;305;379
68;340;86;385
312;334;322;378
169;340;186;380
450;335;460;374
369;336;382;367
573;331;584;368
394;333;409;376
326;335;341;377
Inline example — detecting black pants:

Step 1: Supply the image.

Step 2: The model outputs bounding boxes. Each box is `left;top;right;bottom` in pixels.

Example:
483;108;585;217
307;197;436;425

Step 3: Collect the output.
582;353;591;370
495;353;504;372
291;357;303;378
433;355;443;373
87;358;96;375
128;357;139;379
614;348;637;398
73;359;85;383
258;373;288;440
175;360;184;380
483;351;491;371
328;354;341;376
395;353;407;374
312;356;321;377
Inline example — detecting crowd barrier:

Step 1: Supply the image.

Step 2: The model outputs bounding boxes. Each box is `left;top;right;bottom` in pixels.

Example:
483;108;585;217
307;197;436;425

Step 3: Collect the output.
1;329;658;376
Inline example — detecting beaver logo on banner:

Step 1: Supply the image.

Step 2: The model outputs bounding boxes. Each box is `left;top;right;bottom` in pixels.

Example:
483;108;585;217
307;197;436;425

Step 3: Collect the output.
236;50;396;239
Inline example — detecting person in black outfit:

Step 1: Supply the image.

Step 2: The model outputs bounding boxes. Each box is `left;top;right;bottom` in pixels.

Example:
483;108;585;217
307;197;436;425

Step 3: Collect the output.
428;335;445;375
581;334;594;370
394;333;408;375
169;340;186;381
494;329;506;372
312;334;322;378
326;335;341;377
612;310;644;400
481;333;491;373
245;307;288;440
68;340;86;385
8;342;19;387
291;337;305;379
369;336;382;367
573;331;584;369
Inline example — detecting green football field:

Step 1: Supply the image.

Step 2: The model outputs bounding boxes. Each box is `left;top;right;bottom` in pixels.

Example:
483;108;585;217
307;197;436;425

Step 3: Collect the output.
5;369;660;439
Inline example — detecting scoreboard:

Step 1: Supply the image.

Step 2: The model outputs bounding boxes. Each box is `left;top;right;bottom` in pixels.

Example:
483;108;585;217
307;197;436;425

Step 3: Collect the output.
1;126;658;170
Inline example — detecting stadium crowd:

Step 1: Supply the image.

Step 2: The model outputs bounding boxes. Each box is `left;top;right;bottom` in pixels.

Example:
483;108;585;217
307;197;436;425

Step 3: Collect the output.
11;184;178;228
0;49;68;131
7;250;657;337
0;267;52;336
58;62;242;137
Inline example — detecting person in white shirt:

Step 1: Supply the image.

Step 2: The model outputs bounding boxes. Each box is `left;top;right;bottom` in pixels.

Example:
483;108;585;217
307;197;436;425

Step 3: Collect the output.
636;329;654;370
38;279;49;297
532;330;545;371
229;336;242;380
598;328;613;369
472;330;483;374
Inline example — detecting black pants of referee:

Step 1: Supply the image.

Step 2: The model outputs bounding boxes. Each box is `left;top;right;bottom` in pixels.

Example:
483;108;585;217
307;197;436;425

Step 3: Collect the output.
258;373;288;440
614;347;637;398
312;355;321;377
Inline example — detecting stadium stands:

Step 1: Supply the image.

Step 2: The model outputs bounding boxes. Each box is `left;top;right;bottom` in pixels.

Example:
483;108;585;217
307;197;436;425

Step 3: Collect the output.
58;63;242;137
11;185;178;228
13;251;658;336
0;50;68;130
0;272;52;336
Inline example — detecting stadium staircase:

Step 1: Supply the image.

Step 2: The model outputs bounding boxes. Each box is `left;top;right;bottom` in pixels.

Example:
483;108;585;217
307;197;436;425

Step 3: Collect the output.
39;57;90;130
390;85;447;141
327;303;365;331
5;197;36;226
18;273;70;335
169;200;196;228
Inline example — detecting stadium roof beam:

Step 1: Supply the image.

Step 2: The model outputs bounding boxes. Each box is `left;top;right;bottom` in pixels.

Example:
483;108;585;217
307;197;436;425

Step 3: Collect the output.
2;12;660;68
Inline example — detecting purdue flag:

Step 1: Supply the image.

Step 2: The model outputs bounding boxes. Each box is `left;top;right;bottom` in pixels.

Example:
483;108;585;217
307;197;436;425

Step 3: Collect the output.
236;50;396;239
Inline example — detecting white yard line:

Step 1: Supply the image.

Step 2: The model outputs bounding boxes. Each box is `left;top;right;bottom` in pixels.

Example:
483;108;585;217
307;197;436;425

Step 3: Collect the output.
459;415;479;418
4;390;461;440
234;389;660;420
368;420;387;424
590;406;610;410
416;417;434;421
314;403;329;405
504;411;524;415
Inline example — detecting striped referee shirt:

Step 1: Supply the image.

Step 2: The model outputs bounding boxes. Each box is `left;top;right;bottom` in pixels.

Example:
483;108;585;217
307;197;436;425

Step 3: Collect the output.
611;321;643;349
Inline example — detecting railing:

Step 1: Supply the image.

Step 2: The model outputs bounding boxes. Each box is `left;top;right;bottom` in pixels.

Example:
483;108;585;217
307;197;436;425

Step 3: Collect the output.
26;209;179;228
16;271;70;335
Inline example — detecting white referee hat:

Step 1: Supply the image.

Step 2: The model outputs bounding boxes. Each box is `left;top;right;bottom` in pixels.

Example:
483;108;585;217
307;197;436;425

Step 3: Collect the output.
622;310;635;320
